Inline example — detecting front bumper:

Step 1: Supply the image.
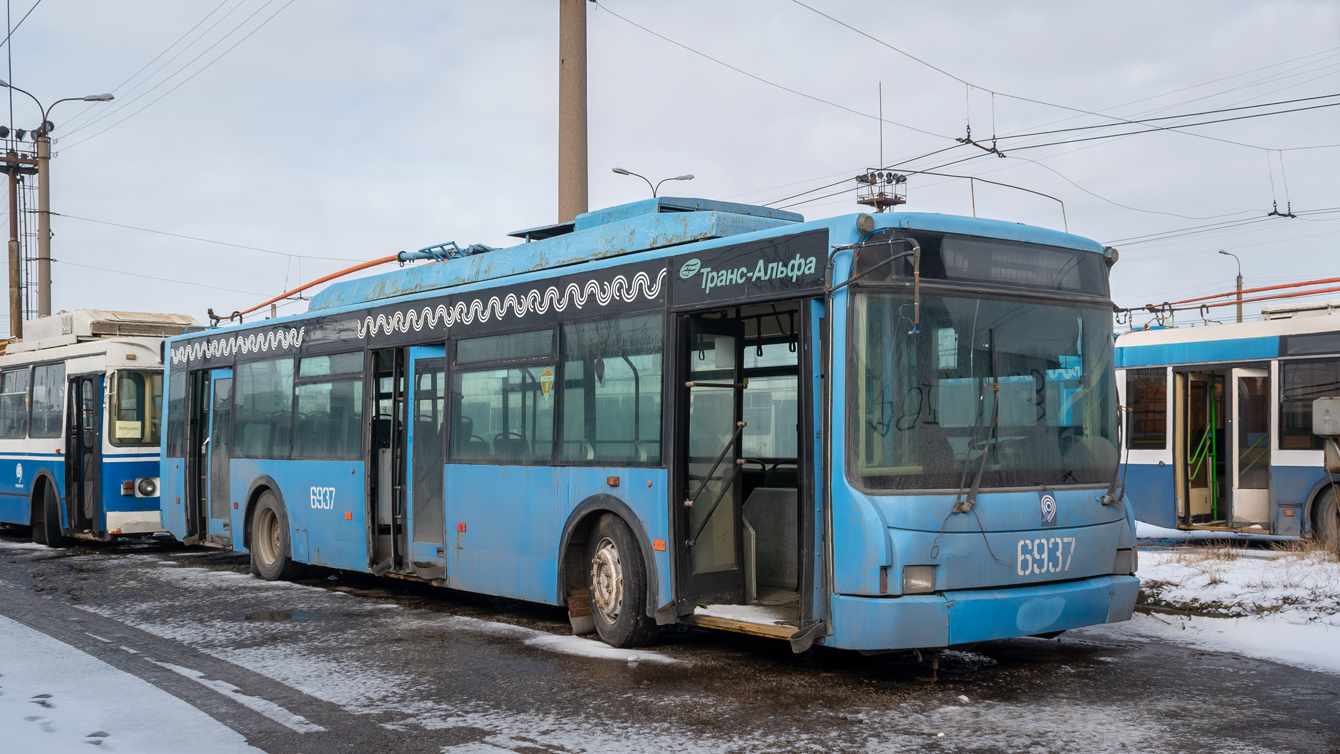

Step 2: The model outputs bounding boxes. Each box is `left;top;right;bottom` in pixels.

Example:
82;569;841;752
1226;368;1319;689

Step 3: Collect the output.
826;575;1139;651
106;509;164;536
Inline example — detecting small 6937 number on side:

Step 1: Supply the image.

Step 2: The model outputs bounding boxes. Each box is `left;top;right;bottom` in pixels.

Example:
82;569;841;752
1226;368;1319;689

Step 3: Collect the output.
1017;536;1075;576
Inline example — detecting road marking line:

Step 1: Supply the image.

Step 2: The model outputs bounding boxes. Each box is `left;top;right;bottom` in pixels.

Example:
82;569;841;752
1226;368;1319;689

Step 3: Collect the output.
147;659;326;734
84;632;111;643
120;646;140;654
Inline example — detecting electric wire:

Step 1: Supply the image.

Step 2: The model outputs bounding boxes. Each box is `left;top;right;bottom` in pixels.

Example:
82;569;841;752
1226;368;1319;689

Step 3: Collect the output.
0;0;39;51
51;258;266;297
61;0;297;150
50;211;366;262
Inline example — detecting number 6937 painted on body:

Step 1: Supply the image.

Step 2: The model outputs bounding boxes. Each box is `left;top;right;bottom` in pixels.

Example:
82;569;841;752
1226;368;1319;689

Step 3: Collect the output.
1016;536;1075;576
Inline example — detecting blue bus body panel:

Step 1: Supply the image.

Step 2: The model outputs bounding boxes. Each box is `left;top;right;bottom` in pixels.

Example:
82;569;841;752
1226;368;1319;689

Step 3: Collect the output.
162;458;186;536
1123;463;1177;529
444;464;670;606
101;457;161;513
827;575;1139;650
0;453;61;525
1116;336;1279;368
229;459;368;570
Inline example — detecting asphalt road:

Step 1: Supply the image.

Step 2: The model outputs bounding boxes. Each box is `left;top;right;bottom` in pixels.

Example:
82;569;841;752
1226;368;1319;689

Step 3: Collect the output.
1;529;1336;754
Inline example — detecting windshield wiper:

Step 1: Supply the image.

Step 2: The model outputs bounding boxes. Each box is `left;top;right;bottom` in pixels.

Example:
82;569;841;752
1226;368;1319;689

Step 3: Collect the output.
956;329;1000;515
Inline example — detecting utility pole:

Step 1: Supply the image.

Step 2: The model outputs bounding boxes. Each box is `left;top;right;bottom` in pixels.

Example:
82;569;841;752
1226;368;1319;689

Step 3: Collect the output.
35;132;49;317
558;0;588;223
1220;250;1243;324
1;148;36;340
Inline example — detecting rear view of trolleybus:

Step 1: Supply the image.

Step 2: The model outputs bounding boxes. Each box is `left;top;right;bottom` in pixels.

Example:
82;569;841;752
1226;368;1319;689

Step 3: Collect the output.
0;310;197;545
157;199;1135;653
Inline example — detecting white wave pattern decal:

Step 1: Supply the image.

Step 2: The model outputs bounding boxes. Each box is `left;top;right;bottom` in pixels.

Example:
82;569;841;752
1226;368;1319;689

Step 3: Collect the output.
355;268;667;338
171;327;305;366
170;268;667;364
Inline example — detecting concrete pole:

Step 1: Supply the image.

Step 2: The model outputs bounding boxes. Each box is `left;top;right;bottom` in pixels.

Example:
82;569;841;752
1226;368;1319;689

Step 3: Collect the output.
1236;273;1243;324
36;133;50;317
7;157;21;340
558;0;588;224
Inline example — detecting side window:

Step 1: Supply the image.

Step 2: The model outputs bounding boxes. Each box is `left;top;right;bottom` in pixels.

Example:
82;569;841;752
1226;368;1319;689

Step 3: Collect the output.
165;369;187;457
30;363;65;439
293;352;364;461
1126;368;1167;450
0;368;30;439
559;314;663;463
1279;359;1340;450
233;358;295;459
451;330;556;463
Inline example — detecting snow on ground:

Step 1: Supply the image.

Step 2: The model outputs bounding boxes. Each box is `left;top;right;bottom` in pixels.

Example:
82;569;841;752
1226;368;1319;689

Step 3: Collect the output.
0;615;265;754
1124;541;1340;675
1136;521;1293;543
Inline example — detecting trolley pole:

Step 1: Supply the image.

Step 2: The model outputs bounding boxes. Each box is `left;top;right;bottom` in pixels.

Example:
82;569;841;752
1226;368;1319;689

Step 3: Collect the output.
557;0;588;223
36;133;50;317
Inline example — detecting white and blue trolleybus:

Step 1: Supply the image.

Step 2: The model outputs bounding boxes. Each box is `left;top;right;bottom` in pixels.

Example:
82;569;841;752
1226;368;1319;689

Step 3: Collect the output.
0;310;197;545
161;198;1138;652
1117;301;1340;542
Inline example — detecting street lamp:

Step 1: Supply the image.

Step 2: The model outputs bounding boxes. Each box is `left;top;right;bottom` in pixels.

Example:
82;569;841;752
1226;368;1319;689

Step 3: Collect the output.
0;79;114;319
611;167;694;198
1219;250;1243;323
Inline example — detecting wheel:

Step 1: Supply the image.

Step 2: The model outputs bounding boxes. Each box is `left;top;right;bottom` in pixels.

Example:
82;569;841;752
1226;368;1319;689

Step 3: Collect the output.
1313;486;1339;547
249;491;301;581
586;515;659;648
41;483;65;548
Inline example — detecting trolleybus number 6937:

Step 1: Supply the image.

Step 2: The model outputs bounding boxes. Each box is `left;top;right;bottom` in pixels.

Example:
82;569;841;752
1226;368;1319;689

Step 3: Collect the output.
1016;536;1075;576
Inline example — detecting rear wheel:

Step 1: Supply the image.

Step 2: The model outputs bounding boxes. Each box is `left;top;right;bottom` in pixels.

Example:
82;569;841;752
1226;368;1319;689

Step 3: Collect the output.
586;515;659;648
250;492;301;581
41;483;65;548
1313;485;1339;547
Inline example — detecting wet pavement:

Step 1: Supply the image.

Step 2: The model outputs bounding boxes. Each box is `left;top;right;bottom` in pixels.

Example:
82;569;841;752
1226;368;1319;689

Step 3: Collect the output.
1;528;1337;754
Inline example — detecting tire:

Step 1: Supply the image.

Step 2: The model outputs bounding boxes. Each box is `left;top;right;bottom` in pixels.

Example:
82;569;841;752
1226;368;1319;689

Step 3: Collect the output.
586;514;659;648
41;483;65;548
1313;486;1339;547
249;491;301;581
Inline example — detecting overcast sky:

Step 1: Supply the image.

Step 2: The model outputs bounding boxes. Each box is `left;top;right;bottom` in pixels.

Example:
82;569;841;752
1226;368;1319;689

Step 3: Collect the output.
4;0;1337;336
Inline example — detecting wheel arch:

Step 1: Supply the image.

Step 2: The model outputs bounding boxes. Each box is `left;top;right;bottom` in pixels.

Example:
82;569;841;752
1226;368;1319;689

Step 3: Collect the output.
241;475;285;551
1302;475;1338;538
29;469;62;530
557;494;659;619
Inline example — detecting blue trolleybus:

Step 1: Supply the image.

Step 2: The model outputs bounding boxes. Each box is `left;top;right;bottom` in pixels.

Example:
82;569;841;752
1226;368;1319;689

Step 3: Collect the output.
160;198;1137;651
0;310;197;545
1117;301;1340;542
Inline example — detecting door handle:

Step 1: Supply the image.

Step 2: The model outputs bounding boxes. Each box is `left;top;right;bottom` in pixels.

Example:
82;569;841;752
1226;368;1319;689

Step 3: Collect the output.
202;437;210;454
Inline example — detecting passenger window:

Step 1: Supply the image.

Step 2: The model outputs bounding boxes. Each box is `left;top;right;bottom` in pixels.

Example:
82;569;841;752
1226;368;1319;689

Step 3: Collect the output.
1126;368;1167;450
0;368;30;439
457;329;554;365
1280;359;1340;450
30;363;65;439
293;380;363;460
451;367;554;463
233;359;294;458
559;314;663;463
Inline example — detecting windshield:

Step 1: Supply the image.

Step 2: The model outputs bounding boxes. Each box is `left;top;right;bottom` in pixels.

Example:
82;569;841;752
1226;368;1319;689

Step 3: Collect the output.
849;291;1117;491
111;370;164;447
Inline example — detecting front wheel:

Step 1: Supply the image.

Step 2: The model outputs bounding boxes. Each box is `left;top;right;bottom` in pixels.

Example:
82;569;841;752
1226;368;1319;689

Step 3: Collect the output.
586;515;659;648
1313;486;1339;547
250;492;301;581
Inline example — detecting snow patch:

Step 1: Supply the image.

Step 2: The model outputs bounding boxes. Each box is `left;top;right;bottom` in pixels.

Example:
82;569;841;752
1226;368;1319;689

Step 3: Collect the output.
0;615;265;753
149;659;325;733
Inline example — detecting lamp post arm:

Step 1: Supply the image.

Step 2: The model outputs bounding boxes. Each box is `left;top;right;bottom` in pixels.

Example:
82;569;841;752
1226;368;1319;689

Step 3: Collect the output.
4;82;44;121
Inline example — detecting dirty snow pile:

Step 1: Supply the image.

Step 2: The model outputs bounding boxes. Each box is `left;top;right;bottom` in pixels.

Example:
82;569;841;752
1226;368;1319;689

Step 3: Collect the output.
1138;546;1340;625
1091;542;1340;676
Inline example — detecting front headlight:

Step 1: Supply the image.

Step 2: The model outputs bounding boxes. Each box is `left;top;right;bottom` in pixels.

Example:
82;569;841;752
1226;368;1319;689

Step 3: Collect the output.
134;477;159;498
902;565;937;594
